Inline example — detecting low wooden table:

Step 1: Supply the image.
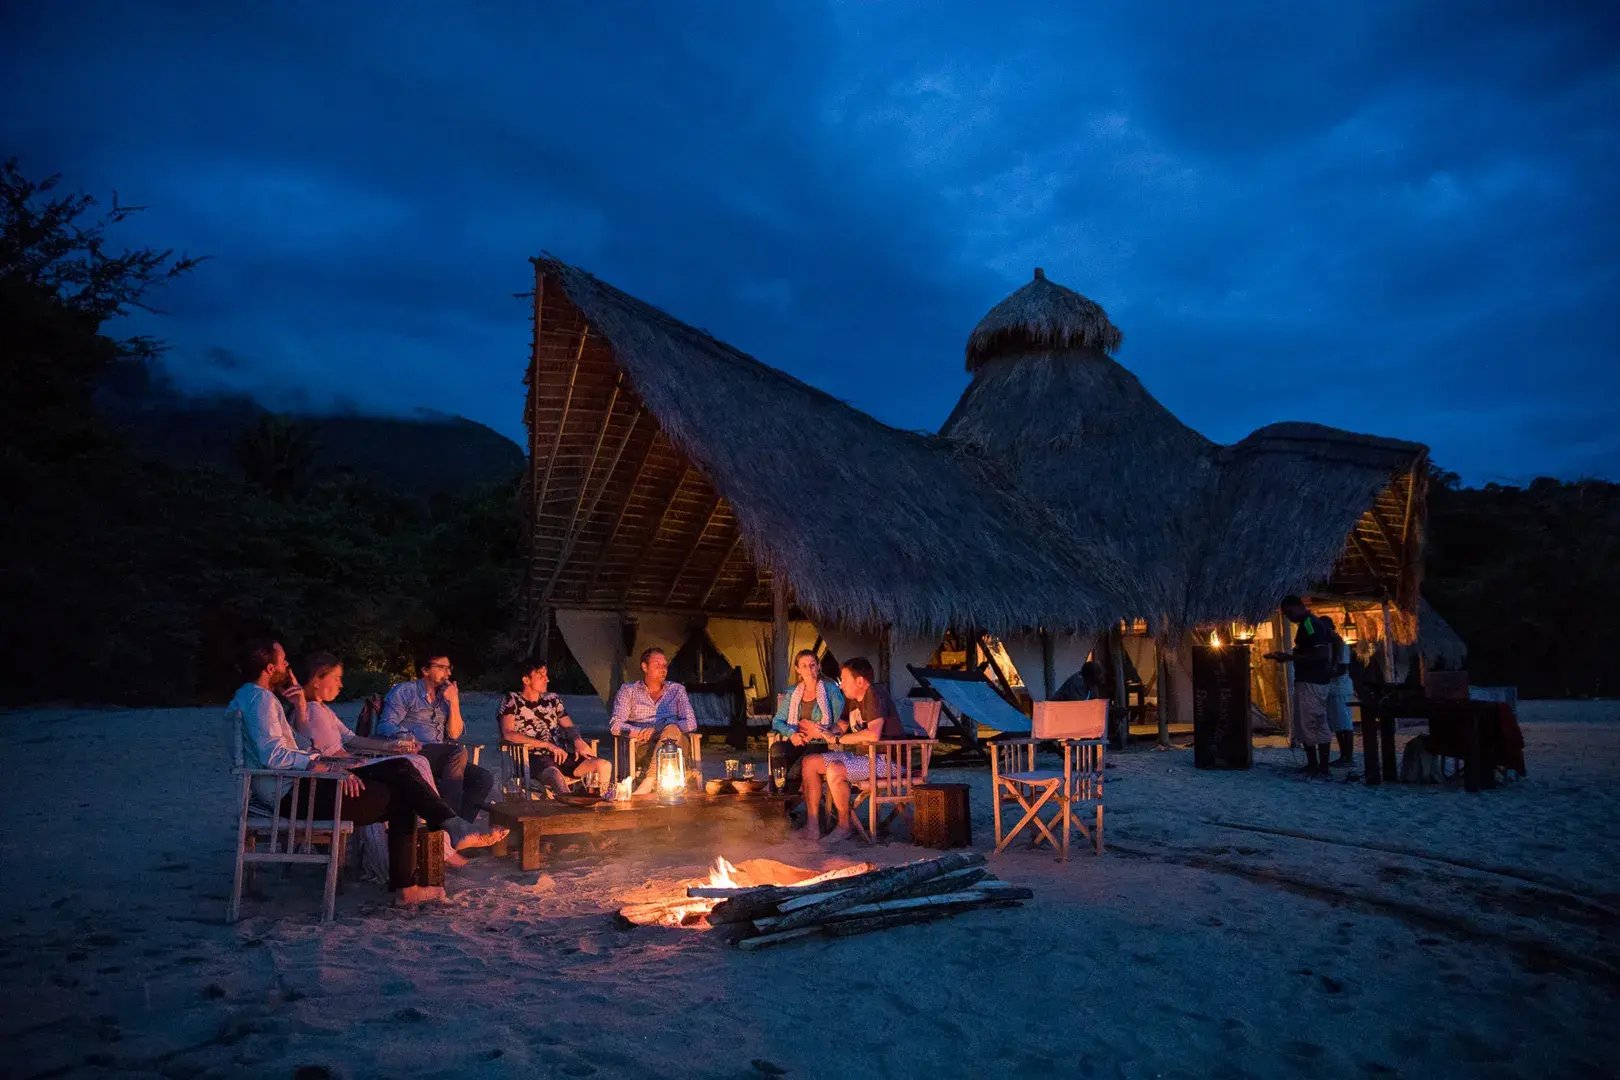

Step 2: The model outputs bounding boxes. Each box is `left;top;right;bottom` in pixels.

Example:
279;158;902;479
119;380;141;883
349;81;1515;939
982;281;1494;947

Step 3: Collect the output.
488;793;792;870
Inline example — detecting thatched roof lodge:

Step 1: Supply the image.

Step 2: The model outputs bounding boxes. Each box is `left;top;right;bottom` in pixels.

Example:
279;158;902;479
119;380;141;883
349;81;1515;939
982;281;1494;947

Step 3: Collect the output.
519;258;1136;703
943;268;1438;731
520;256;1450;733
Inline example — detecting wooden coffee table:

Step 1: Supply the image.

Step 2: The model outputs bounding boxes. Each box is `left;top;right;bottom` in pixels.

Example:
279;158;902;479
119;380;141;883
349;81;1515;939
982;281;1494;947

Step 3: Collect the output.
487;793;792;870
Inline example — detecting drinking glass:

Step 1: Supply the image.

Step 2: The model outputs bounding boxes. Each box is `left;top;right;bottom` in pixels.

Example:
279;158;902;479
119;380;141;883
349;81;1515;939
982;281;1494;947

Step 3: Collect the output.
742;762;756;781
724;759;739;779
772;766;787;792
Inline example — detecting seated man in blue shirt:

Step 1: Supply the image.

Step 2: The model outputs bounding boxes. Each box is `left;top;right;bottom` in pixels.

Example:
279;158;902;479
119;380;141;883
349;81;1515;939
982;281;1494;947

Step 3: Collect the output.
609;647;697;795
377;649;495;821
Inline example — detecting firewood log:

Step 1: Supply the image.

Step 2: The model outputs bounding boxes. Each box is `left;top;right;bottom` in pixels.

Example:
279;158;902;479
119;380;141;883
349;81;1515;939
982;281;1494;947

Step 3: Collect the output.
752;887;1033;931
764;852;985;933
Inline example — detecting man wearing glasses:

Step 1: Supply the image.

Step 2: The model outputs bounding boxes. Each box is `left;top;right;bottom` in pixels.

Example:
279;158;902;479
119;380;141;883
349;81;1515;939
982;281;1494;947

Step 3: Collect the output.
377;649;494;821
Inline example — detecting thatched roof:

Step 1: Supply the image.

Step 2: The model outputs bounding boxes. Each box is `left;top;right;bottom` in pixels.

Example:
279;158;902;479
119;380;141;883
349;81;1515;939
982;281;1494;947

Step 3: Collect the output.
1417;596;1468;669
965;268;1123;372
522;257;1137;636
944;270;1429;632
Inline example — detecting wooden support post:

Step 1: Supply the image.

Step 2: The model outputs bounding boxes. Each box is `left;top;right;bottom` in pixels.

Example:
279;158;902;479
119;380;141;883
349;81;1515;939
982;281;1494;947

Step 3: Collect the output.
1111;622;1129;750
770;576;790;699
1155;634;1171;748
533;606;552;663
1040;629;1056;700
1380;597;1397;684
964;630;980;675
1278;613;1295;742
609;611;629;701
879;625;894;694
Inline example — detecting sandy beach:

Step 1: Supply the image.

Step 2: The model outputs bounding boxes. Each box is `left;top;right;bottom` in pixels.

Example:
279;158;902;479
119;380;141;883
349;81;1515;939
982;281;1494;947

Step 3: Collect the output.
3;696;1617;1079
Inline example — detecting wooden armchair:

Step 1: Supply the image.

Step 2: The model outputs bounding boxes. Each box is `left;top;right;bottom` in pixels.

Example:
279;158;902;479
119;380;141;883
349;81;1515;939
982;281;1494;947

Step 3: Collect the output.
612;730;703;787
849;700;943;841
353;693;483;765
229;768;353;923
990;737;1105;861
497;737;602;800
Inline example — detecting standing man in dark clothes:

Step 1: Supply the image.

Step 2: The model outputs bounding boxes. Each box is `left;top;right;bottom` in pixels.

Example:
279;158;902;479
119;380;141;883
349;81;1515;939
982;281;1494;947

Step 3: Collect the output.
1266;595;1336;777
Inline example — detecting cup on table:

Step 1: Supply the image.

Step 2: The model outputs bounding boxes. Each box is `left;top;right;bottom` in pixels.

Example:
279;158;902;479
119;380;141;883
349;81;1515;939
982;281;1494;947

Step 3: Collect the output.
742;762;756;781
772;766;787;792
724;759;739;779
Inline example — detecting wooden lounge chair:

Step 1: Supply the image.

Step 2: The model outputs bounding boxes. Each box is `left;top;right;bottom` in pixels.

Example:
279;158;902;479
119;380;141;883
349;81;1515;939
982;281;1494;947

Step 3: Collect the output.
229;728;354;923
990;701;1107;861
849;700;943;841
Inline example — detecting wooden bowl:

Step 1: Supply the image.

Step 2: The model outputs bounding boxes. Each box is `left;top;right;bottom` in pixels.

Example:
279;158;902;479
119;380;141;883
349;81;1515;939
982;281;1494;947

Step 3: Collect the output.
737;779;767;795
704;779;730;796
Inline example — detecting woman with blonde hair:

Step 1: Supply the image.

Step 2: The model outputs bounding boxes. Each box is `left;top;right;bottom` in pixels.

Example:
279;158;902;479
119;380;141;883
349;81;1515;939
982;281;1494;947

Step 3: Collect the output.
769;648;845;795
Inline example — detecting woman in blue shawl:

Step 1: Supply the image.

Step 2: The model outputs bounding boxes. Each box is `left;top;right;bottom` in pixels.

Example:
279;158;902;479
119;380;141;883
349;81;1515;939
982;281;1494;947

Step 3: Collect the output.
768;649;845;794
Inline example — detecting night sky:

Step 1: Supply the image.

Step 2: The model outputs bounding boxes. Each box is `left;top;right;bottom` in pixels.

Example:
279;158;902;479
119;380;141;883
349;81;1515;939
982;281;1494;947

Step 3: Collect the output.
4;2;1616;484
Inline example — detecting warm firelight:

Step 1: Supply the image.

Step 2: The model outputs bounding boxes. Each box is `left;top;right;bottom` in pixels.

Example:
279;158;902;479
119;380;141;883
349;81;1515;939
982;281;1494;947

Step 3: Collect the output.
616;857;876;930
655;740;686;803
1208;629;1223;648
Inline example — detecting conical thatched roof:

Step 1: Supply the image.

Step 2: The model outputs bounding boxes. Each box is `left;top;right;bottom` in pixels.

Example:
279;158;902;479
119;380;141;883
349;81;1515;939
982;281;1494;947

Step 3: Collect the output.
944;269;1430;632
964;268;1123;372
523;257;1139;636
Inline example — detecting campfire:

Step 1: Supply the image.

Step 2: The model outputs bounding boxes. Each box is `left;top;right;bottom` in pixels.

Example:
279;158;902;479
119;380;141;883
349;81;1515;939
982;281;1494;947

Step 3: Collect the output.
616;852;1031;949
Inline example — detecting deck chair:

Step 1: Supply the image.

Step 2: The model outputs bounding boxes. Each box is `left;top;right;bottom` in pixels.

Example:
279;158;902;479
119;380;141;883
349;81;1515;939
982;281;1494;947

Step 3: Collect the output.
229;725;353;923
991;701;1107;861
849;700;943;841
909;666;1031;764
498;737;603;799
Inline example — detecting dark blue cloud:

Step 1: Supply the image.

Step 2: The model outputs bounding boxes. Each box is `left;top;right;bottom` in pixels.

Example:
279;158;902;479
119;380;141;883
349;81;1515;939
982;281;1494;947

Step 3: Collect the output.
3;0;1614;483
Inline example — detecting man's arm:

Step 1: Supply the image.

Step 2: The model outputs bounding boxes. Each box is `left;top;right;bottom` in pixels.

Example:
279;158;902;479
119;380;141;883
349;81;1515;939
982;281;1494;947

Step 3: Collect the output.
443;682;464;741
608;685;634;737
673;685;698;734
374;687;407;738
244;696;316;772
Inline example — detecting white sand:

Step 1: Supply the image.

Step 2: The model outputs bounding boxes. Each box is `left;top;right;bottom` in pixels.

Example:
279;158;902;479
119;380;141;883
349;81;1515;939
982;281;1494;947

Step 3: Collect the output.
3;696;1617;1078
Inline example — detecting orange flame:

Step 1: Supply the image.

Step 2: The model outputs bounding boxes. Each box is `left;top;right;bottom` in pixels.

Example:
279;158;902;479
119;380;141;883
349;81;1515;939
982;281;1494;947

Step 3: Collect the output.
706;856;739;889
1208;629;1222;648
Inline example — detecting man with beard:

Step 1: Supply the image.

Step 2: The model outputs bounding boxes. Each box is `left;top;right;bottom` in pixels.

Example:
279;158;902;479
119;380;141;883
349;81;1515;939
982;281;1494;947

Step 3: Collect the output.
377;649;495;821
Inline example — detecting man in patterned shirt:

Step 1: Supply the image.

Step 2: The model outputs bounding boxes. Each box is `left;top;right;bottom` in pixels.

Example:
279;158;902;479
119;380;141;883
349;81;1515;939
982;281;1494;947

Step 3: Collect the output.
497;660;612;795
609;648;697;795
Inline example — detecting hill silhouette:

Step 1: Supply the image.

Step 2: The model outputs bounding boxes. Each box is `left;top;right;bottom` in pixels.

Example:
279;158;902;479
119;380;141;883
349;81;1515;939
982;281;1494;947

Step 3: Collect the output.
110;394;524;498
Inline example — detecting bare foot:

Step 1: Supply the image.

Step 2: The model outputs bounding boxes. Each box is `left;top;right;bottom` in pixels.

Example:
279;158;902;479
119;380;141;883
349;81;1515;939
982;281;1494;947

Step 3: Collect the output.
818;824;858;846
443;840;469;869
395;885;446;905
445;818;509;851
632;775;656;797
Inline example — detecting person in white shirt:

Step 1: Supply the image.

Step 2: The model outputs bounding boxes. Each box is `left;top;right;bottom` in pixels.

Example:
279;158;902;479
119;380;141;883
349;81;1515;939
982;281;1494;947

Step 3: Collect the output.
229;639;501;902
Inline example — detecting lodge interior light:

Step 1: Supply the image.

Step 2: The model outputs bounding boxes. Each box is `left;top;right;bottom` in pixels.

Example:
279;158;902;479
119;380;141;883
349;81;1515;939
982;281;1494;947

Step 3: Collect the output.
1231;621;1256;643
655;740;686;803
1208;629;1222;648
1342;619;1360;645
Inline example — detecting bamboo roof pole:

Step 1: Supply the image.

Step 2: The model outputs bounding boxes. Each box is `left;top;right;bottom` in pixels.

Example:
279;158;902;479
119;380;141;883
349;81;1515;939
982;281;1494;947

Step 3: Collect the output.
662;494;722;605
540;374;630;602
581;429;662;600
771;575;790;700
533;324;589;530
697;531;744;609
616;463;694;606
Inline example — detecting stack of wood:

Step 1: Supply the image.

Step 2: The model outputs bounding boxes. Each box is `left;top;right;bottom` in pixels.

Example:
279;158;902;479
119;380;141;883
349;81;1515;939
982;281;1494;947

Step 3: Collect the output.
697;852;1031;950
615;860;877;928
